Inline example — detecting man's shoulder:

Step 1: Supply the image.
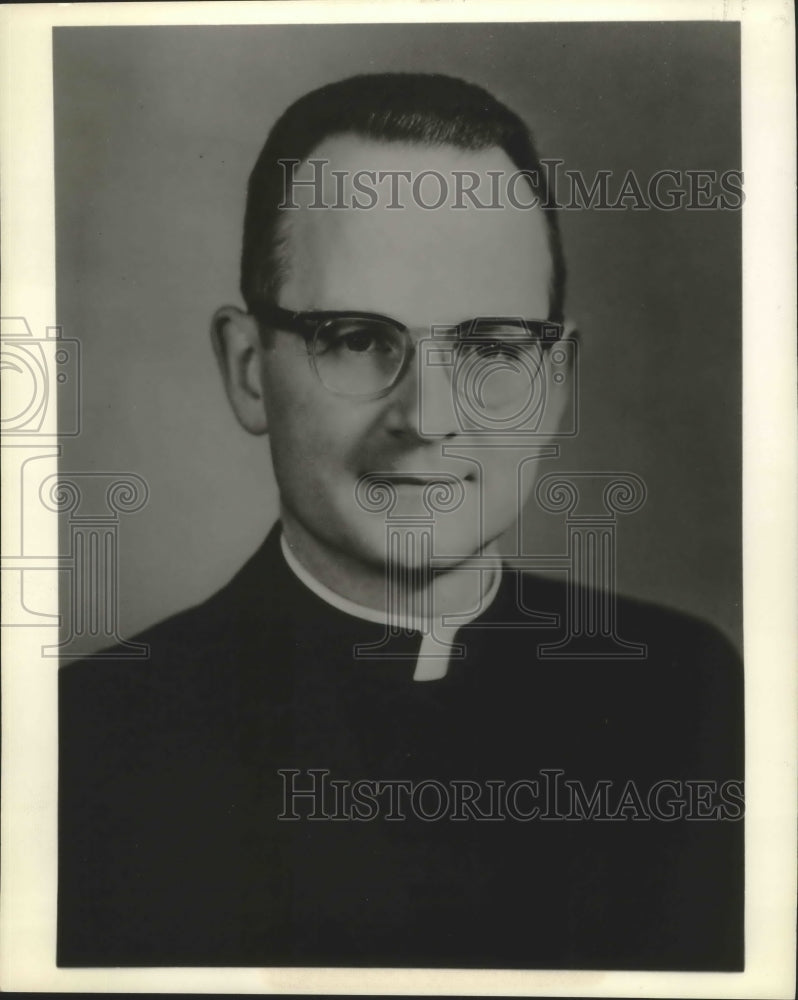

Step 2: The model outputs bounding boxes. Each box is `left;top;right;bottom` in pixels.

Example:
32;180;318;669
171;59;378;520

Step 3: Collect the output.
504;569;743;717
59;530;282;699
502;571;743;775
61;587;231;690
516;568;741;660
58;594;230;744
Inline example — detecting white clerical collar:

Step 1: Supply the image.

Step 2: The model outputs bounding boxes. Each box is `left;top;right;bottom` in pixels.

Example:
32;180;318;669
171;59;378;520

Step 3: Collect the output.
279;533;502;682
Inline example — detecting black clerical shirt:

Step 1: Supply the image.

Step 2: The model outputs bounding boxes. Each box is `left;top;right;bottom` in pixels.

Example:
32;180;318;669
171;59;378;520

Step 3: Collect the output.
58;525;744;969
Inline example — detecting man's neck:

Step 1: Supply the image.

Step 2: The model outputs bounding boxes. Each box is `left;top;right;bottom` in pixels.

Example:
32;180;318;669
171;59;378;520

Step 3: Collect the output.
280;510;500;622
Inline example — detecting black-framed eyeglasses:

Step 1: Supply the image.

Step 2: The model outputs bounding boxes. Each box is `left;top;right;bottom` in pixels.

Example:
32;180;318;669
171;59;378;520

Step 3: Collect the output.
250;301;564;401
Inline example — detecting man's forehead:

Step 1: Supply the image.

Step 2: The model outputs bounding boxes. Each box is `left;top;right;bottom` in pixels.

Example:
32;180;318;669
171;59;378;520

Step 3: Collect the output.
278;135;553;319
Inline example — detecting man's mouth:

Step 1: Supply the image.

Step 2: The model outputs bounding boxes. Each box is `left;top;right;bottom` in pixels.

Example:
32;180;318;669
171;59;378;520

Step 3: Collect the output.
372;471;476;485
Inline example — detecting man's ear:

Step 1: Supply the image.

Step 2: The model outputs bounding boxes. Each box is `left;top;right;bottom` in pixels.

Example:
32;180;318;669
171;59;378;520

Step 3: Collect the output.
556;317;580;374
561;317;579;347
210;306;269;435
541;316;580;435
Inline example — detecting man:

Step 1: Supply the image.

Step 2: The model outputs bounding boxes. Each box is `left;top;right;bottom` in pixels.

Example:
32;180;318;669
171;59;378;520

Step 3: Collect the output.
58;73;743;970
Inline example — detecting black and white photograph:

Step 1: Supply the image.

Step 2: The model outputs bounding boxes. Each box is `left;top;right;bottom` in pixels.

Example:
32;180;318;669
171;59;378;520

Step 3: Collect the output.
0;2;795;996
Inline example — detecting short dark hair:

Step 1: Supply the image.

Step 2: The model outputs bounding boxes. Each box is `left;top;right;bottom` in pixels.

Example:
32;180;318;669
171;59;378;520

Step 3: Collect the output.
241;72;566;322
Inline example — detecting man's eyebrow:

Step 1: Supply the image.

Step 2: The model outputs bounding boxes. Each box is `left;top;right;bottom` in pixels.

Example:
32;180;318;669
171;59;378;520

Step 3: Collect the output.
279;310;558;329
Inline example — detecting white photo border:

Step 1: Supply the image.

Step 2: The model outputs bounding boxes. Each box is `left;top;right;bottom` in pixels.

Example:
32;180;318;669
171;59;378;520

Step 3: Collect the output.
1;1;795;996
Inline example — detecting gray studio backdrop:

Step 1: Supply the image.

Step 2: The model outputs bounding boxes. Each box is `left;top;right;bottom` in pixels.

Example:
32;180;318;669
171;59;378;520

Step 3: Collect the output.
54;22;742;654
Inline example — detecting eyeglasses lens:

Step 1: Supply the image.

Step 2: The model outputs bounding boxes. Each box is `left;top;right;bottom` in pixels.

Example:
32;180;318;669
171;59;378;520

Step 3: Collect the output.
312;318;407;396
455;322;545;413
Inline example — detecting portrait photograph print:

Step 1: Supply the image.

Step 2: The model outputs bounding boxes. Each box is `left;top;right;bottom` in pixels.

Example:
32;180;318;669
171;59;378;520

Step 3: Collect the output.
0;1;795;997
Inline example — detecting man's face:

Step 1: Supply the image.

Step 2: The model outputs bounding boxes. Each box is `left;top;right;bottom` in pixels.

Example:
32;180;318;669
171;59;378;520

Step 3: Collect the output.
257;136;564;570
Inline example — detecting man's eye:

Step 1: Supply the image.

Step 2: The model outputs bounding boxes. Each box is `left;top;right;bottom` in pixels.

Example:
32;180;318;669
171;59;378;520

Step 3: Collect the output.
467;339;525;360
339;329;379;352
318;322;399;356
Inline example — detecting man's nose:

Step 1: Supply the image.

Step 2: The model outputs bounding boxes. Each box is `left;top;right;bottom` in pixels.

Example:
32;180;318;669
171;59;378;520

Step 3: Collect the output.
386;340;462;440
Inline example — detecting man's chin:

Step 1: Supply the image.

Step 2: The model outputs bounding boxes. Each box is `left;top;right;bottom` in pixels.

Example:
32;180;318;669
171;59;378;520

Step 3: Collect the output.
350;518;492;572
